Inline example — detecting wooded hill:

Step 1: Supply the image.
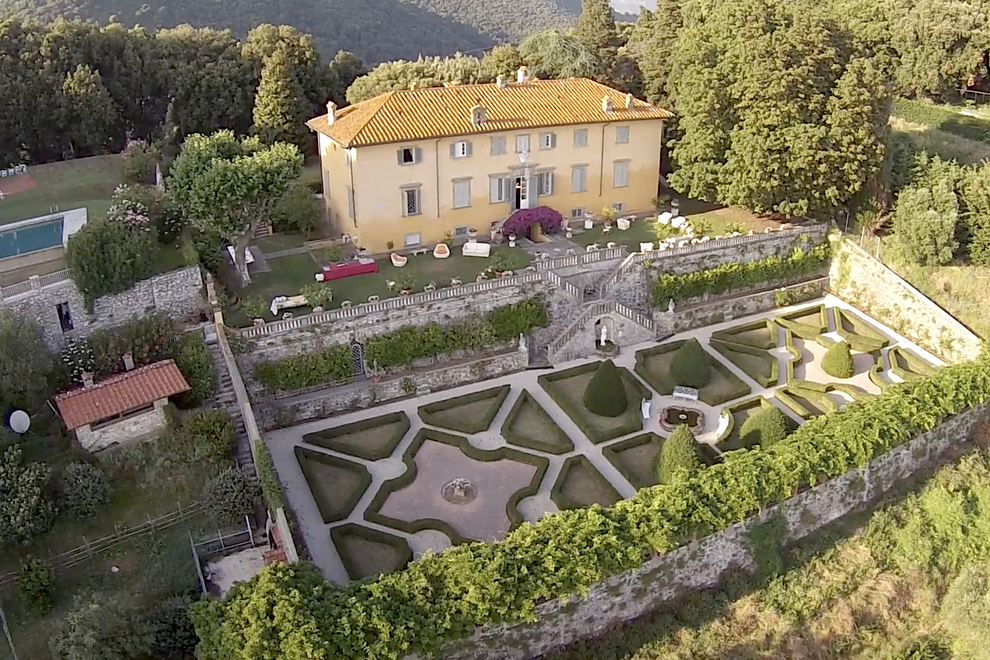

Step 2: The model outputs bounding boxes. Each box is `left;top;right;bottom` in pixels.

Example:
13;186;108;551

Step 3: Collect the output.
0;0;581;62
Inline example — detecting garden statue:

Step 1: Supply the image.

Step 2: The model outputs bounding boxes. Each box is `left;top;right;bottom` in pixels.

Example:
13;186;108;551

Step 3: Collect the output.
600;324;608;345
518;333;527;353
668;298;675;313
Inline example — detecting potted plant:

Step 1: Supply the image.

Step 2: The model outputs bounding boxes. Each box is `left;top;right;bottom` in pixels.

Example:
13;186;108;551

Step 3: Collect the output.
508;233;517;247
395;273;415;295
467;227;478;238
325;245;345;263
601;206;618;223
241;296;269;322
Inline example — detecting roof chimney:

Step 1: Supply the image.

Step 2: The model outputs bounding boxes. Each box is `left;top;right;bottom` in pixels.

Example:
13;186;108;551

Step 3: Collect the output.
326;101;337;125
625;93;635;110
516;66;529;84
602;96;614;112
123;351;134;371
471;103;487;126
496;74;507;89
81;372;94;388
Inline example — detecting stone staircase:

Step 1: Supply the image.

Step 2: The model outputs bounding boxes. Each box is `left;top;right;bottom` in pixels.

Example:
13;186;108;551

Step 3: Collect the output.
207;339;257;479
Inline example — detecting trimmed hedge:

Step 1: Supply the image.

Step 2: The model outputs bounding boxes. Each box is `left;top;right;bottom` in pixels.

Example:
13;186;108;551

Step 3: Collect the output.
602;433;663;489
254;440;286;512
501;390;574;454
892;98;990;144
192;354;990;660
364;429;549;543
833;307;890;353
889;346;939;381
774;304;828;340
293;446;371;523
303;412;410;461
738;405;789;448
710;319;777;350
709;338;778;387
418;385;510;434
635;341;752;406
539;362;651;443
329;524;414;581
366;299;548;369
550;455;622;510
657;425;701;484
254;343;352;394
651;243;829;305
583;360;628;417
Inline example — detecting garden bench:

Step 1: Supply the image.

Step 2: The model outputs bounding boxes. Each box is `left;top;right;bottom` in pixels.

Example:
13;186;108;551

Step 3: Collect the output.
672;386;699;401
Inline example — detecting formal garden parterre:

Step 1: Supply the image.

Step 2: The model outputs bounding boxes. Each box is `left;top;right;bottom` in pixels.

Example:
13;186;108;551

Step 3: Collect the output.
262;294;945;586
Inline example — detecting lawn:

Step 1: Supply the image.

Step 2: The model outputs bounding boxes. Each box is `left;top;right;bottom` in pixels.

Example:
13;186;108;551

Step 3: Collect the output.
254;232;311;253
602;433;662;489
539;363;650;443
329;524;412;581
229;246;532;327
716;397;775;452
500;390;574;454
294;446;371;523
550;456;622;510
418;385;510;434
709;339;777;387
302;412;410;461
634;341;752;406
569;217;677;250
0;155;122;225
890;117;990;166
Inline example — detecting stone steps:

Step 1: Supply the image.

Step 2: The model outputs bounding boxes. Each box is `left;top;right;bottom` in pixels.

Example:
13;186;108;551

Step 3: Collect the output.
207;341;258;481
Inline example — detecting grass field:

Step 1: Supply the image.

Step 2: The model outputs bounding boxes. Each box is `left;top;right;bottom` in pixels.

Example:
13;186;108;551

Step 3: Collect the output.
0;155;122;225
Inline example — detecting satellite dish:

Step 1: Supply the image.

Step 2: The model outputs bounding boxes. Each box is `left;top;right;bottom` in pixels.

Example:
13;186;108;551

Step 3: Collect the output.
8;410;30;435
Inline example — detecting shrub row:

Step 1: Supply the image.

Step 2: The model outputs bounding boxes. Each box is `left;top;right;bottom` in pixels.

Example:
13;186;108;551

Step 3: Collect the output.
651;243;829;305
365;298;548;369
193;352;990;660
253;343;352;394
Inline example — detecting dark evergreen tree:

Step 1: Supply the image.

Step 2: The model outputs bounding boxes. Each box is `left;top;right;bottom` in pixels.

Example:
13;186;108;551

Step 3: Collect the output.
575;0;619;54
253;45;310;148
583;360;628;417
657;425;701;484
61;64;121;157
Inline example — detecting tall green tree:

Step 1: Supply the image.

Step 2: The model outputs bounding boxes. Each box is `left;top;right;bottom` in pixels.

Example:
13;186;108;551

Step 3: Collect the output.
575;0;619;55
168;131;302;285
892;180;959;265
481;44;525;79
627;2;682;103
0;312;59;412
0;446;53;546
60;64;121;157
964;163;990;267
252;45;310;148
66;216;160;306
656;425;701;484
518;30;606;81
668;0;891;219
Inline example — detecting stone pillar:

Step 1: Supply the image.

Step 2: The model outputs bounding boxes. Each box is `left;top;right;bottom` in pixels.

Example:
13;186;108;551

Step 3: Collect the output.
29;275;41;292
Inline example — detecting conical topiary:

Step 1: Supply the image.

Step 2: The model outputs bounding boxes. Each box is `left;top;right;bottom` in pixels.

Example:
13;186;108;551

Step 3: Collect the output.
670;338;711;388
738;405;789;448
821;340;855;379
583;359;628;417
656;425;701;484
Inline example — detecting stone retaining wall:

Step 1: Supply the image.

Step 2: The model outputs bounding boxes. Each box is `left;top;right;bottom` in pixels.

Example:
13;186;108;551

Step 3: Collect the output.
829;238;982;363
425;401;988;660
654;278;830;336
255;346;529;430
1;266;206;349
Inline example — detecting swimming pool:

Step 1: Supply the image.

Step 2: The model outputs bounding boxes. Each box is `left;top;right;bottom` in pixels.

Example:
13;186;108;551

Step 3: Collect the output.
0;217;65;259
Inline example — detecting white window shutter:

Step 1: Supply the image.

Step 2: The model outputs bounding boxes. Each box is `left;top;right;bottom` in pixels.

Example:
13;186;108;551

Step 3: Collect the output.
449;143;457;158
396;149;403;165
551;133;557;148
489;177;499;203
465;141;473;157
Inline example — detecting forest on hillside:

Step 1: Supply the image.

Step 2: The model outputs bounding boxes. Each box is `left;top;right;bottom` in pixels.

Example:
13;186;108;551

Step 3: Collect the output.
0;0;580;62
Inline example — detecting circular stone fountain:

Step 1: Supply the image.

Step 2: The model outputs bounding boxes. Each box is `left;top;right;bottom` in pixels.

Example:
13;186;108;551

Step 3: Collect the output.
441;478;478;505
659;406;706;433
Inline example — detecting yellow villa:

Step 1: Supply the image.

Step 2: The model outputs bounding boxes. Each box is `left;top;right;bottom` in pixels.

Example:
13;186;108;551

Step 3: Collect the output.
306;69;673;253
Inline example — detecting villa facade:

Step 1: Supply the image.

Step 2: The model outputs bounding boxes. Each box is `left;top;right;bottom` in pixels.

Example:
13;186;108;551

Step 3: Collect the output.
306;71;672;253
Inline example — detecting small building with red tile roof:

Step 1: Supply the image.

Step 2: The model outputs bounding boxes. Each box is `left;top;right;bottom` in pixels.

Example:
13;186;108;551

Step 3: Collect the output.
54;359;190;451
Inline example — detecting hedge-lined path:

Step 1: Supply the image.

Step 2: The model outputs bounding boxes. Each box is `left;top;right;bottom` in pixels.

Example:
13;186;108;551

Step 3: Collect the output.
264;294;943;584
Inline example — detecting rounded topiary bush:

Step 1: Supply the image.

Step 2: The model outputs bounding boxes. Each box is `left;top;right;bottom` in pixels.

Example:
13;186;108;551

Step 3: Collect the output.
822;340;855;379
58;462;113;520
19;558;54;615
670;339;711;388
656;425;701;484
583;359;628;417
738;405;789;448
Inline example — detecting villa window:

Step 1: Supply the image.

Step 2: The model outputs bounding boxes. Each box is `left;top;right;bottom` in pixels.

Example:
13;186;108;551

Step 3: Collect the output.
56;302;73;333
489;176;509;203
401;186;422;216
615;126;630;144
573;128;589;148
570;208;585;219
537;171;554;196
539;132;557;150
450;140;472;158
452;179;471;208
613;160;629;188
515;134;531;154
491;136;507;156
397;147;422;165
571;165;588;193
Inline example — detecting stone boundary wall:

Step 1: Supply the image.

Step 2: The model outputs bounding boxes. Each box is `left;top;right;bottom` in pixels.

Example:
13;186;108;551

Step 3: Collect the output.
610;225;829;309
255;345;529;430
237;278;553;365
654;278;830;336
1;265;206;349
829;238;982;363
424;401;988;660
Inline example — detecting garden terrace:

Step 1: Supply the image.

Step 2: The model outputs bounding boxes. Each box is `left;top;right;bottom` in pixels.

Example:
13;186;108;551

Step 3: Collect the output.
602;433;663;489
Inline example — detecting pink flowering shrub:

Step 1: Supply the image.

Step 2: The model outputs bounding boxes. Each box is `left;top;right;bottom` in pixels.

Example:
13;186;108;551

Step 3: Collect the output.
502;206;563;237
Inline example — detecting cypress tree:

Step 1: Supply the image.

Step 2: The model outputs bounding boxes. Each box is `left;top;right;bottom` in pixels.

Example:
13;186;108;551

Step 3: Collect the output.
656;425;701;484
252;45;310;148
575;0;619;55
670;338;711;388
583;359;628;417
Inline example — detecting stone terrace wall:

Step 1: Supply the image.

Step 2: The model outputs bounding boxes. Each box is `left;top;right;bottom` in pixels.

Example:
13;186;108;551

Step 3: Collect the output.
0;266;206;349
235;276;554;365
610;225;830;310
255;345;528;430
654;278;830;336
829;238;982;363
423;401;988;660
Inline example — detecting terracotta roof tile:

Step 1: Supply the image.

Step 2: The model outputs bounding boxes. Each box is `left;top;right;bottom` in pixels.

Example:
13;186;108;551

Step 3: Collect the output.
54;360;190;430
307;77;673;148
